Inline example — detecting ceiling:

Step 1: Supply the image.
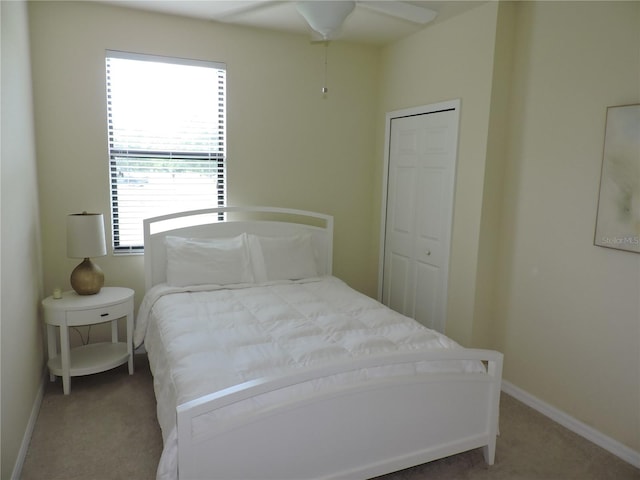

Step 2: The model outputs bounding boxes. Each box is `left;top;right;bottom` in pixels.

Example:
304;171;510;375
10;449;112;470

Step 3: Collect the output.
99;1;483;45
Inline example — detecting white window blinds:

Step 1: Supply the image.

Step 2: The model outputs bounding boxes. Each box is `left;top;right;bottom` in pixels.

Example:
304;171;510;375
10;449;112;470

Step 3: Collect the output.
106;51;226;252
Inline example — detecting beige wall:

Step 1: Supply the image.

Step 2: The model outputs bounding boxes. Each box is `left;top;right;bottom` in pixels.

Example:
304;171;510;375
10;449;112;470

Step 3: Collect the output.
1;1;45;477
496;0;639;453
28;1;380;325
378;0;639;453
472;1;516;349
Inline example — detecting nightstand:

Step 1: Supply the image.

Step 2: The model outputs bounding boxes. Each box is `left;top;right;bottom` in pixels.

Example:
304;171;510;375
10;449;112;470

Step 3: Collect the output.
42;286;134;394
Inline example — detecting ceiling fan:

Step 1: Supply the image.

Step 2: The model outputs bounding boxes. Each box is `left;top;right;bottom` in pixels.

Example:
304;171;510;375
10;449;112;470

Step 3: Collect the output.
296;1;438;41
292;1;437;95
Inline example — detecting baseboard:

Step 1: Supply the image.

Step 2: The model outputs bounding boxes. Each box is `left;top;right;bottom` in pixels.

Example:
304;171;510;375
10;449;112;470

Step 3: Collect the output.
501;380;640;469
11;367;47;480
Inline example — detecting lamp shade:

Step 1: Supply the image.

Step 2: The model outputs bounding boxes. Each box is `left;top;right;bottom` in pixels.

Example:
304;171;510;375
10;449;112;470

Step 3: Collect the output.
67;212;107;259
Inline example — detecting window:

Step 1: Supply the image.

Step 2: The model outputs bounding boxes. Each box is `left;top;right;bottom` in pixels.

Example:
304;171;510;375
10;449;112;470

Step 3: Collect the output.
106;51;226;252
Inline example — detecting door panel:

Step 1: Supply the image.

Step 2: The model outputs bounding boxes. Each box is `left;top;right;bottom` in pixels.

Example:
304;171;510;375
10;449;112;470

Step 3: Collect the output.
418;168;444;241
382;103;459;333
392;166;416;233
387;253;409;314
414;261;439;327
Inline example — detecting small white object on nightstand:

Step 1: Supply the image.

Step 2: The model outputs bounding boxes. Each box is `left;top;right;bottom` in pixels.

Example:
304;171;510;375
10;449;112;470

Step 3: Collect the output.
42;286;134;394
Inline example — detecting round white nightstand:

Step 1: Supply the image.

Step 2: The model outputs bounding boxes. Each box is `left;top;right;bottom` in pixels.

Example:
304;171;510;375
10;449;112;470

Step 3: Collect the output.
42;286;135;394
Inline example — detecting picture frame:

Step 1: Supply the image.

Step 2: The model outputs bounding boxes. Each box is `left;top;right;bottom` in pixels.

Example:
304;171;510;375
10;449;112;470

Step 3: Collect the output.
594;104;640;253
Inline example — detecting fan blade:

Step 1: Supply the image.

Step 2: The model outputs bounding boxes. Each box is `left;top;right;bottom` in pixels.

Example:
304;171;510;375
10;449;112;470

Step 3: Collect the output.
358;1;437;24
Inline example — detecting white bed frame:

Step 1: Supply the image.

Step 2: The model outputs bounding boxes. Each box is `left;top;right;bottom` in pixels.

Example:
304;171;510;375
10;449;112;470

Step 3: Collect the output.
143;207;503;480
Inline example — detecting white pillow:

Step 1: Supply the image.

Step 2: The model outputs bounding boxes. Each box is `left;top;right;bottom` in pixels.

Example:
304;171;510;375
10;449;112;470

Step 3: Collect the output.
164;234;254;287
248;234;318;282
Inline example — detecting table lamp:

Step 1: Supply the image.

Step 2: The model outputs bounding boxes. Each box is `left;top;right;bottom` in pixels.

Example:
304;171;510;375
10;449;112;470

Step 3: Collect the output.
67;212;107;295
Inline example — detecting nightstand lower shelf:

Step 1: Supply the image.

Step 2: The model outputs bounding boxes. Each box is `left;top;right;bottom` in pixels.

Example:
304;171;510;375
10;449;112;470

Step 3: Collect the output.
47;342;129;377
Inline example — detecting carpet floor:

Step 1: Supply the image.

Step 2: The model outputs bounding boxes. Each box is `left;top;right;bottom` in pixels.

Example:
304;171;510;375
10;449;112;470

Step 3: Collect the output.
21;354;639;479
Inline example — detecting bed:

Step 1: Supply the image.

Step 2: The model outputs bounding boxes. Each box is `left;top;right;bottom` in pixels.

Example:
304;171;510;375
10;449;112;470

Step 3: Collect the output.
134;206;503;480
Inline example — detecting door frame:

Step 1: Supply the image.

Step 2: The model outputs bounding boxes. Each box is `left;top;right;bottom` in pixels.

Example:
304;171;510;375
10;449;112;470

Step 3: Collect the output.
378;99;461;330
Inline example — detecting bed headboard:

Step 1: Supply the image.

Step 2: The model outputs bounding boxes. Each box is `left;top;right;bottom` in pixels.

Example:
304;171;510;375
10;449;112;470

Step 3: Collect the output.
143;206;334;291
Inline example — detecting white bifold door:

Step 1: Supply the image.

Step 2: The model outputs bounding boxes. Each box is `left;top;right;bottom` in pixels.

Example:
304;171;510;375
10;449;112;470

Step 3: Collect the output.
380;100;460;333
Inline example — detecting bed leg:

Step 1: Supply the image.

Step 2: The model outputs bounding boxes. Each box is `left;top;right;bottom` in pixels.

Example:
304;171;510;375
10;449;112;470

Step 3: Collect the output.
482;440;496;465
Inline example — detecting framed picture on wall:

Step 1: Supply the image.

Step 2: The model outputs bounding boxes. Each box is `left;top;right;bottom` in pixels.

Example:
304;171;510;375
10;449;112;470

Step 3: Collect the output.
594;104;640;253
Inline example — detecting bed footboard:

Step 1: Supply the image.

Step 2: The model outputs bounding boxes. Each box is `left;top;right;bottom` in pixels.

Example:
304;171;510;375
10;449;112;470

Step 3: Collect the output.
176;349;503;480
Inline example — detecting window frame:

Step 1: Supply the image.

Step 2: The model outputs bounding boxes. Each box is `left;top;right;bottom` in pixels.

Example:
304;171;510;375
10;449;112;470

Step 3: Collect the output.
105;50;226;254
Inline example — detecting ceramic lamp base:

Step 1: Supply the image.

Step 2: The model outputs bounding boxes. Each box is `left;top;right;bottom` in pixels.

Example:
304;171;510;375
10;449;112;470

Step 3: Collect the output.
70;258;104;295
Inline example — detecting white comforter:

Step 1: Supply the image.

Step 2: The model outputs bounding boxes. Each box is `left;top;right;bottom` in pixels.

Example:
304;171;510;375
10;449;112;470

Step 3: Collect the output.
135;276;482;480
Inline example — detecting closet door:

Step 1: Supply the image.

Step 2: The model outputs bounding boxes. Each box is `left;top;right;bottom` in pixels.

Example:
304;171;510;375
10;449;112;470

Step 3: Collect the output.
381;101;459;333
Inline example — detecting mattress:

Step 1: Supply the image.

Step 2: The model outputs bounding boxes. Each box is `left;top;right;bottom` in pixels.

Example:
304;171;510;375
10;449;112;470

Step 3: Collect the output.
134;276;483;479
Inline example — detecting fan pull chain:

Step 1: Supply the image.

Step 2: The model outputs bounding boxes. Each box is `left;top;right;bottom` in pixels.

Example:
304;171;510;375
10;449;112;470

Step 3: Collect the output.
322;42;329;98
